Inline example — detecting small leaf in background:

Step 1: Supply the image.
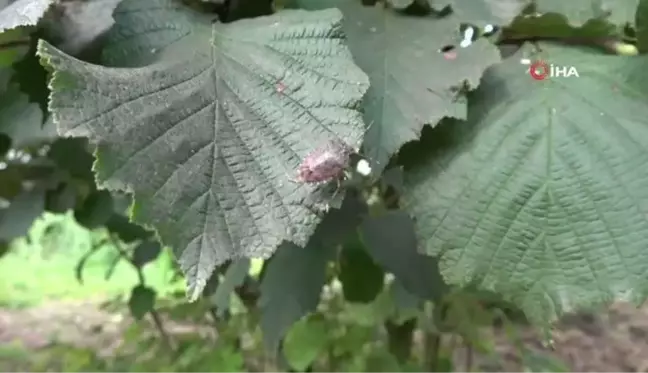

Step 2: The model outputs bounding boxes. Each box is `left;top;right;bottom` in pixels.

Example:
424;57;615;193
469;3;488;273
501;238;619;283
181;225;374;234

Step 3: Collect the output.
637;0;648;52
0;186;45;242
104;214;153;243
45;181;77;213
338;235;384;303
259;242;334;353
210;258;250;316
338;288;395;327
11;33;49;117
47;137;95;181
520;346;570;372
283;314;329;372
0;82;51;148
131;240;162;268
38;0;370;299
128;285;156;320
531;0;638;27
364;348;402;372
74;190;114;229
360;210;447;301
0;132;9;156
389;279;422;324
196;343;245;372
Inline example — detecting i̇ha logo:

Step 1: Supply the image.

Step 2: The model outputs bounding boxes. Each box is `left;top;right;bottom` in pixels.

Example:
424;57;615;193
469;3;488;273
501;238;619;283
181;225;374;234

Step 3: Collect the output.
521;59;580;80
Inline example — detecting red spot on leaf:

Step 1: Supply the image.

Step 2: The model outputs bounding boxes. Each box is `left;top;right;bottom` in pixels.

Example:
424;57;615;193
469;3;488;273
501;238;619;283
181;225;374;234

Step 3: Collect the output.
443;51;457;60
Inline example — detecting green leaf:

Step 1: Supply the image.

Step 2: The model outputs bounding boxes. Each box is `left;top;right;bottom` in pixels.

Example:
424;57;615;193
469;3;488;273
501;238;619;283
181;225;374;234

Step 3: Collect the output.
193;343;245;371
403;42;648;324
259;242;334;353
128;285;156;320
37;5;370;300
47;138;95;181
45;181;78;213
0;186;44;242
505;12;619;41
338;287;395;326
291;0;501;171
338;235;384;303
360;210;447;301
365;343;402;371
132;240;162;268
429;0;530;25
74;190;114;229
0;29;29;66
283;314;329;372
0;82;51;148
0;132;8;155
532;0;639;27
0;0;54;33
637;0;648;52
210;258;250;315
105;214;154;243
11;33;49;118
389;279;422;324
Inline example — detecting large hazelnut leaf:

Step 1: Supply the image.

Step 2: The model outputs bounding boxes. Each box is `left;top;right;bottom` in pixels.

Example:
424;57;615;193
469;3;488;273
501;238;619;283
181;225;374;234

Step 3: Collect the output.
37;7;370;299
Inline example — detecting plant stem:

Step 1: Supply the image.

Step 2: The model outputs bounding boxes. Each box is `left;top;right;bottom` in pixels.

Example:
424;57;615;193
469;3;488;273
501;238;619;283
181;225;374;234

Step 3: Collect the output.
424;331;442;371
110;234;175;351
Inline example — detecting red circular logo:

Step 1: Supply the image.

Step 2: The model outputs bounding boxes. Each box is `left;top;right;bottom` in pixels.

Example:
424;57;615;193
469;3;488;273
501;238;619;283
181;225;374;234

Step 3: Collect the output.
529;61;549;80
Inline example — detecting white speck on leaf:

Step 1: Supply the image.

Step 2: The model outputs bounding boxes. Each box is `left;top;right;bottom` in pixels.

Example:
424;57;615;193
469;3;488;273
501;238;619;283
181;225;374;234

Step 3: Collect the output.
356;159;372;176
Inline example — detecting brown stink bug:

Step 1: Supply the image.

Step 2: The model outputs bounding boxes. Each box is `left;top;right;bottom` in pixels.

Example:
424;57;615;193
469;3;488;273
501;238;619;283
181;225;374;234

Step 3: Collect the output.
292;138;356;185
288;138;357;214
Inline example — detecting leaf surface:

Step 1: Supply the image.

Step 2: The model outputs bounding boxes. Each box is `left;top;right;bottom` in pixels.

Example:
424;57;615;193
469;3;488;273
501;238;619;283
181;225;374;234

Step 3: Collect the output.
403;43;648;323
430;0;530;25
101;0;210;67
128;284;156;320
636;0;648;53
0;0;53;32
0;82;51;148
37;6;369;299
532;0;639;27
0;186;44;242
292;0;501;171
259;242;334;353
338;235;384;303
360;210;446;301
283;314;329;371
210;258;250;315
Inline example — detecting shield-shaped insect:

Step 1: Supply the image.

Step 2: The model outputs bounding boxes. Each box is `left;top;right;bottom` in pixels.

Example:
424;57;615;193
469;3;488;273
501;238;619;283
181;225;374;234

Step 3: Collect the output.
289;124;374;213
293;138;355;185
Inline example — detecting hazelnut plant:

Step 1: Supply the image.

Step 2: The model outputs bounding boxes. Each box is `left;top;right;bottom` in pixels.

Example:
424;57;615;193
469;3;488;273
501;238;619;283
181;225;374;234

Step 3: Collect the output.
2;0;648;370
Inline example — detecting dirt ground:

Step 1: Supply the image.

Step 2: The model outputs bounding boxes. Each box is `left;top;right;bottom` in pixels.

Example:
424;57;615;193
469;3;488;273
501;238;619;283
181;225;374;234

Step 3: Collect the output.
1;301;648;372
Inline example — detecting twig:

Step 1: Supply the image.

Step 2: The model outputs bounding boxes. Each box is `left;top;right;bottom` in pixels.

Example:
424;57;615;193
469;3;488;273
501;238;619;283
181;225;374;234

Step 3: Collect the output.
108;234;175;351
464;338;474;372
